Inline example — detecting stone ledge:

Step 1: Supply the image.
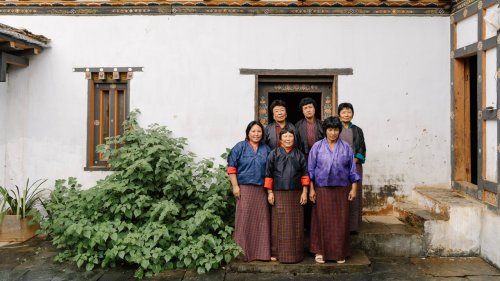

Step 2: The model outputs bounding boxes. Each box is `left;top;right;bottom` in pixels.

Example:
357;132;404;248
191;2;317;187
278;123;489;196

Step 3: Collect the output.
228;249;371;274
394;201;448;230
353;216;425;257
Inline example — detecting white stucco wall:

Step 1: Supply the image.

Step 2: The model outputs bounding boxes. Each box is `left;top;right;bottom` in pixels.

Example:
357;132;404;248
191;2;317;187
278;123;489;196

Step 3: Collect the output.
0;16;450;195
425;204;483;256
481;209;500;268
485;48;498;182
484;5;499;39
456;14;478;48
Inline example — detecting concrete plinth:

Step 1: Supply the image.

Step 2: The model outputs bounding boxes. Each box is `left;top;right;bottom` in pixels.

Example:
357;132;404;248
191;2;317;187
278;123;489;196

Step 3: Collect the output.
228;249;371;274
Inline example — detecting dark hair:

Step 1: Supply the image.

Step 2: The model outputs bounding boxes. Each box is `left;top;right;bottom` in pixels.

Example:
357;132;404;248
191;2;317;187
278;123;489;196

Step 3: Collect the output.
322;116;343;134
299;97;317;111
270;99;287;112
338;102;354;115
279;127;295;140
245;121;265;141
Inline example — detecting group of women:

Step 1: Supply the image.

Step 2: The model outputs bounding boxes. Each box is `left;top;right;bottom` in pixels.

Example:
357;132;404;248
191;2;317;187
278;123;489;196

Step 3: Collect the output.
227;103;365;264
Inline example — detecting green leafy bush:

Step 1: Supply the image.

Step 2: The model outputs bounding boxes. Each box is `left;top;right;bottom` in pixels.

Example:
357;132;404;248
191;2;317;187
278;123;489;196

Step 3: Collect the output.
42;110;241;278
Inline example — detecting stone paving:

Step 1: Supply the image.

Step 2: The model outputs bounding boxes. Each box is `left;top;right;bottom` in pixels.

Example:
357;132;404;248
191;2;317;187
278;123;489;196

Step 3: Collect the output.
1;237;500;281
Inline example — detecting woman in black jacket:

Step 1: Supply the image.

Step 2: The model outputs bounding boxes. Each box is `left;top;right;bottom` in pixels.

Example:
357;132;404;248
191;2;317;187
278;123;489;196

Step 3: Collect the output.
264;127;309;263
338;103;366;233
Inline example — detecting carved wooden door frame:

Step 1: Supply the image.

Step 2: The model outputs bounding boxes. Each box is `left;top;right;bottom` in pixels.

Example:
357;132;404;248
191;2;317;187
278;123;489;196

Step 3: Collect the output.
256;78;335;126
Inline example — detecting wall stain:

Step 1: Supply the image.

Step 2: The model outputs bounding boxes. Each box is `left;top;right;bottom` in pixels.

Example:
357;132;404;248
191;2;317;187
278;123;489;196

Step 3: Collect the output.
363;184;405;215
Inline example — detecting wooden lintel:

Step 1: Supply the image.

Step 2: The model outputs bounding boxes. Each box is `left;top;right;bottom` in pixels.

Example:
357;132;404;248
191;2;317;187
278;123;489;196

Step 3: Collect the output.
1;52;29;67
240;68;353;76
74;67;143;73
453;42;478;58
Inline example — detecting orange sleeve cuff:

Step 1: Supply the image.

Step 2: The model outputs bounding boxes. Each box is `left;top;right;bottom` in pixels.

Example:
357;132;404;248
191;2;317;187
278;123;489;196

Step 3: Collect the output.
227;167;237;174
264;177;273;189
301;176;311;186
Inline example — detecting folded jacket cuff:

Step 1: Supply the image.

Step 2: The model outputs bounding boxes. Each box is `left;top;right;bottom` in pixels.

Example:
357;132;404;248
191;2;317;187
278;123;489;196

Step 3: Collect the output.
227;166;237;174
264;177;273;189
301;176;311;186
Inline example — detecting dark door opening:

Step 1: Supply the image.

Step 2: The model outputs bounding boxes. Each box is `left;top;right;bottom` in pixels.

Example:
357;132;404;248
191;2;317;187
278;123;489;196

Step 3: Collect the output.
468;56;478;185
268;92;322;125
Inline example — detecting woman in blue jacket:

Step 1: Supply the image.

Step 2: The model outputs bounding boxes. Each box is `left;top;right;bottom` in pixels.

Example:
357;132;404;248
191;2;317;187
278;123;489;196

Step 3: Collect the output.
227;121;272;261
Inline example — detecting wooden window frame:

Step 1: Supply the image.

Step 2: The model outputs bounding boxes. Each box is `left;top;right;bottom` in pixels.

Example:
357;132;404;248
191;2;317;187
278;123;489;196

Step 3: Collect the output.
85;73;130;171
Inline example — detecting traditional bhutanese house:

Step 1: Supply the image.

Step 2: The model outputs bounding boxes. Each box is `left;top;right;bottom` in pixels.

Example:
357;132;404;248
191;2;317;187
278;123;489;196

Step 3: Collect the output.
1;0;500;268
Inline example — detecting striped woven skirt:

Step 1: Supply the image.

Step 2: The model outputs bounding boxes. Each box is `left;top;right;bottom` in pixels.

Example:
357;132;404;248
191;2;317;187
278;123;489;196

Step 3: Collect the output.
309;186;351;261
234;184;271;261
349;164;363;232
271;190;304;263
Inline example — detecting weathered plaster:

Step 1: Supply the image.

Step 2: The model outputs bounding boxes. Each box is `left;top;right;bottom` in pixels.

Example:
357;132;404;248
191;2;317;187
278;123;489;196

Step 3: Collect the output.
0;16;450;192
481;209;500;268
411;187;482;256
425;205;482;256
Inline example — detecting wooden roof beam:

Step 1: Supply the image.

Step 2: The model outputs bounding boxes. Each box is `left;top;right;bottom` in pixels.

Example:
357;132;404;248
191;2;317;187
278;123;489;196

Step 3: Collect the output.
0;52;29;82
11;48;41;56
0;41;16;50
3;53;28;67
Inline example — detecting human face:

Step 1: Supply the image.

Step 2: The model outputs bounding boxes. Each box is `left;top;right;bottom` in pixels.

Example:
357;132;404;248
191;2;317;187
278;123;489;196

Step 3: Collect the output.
339;108;353;124
247;124;263;144
326;127;340;143
302;104;315;119
280;132;295;149
272;106;287;123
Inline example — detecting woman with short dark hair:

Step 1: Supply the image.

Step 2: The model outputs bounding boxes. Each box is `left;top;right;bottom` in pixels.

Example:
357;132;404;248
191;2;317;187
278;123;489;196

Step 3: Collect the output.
308;116;360;264
264;127;309;263
295;97;324;158
264;99;299;150
227;121;272;261
338;102;366;233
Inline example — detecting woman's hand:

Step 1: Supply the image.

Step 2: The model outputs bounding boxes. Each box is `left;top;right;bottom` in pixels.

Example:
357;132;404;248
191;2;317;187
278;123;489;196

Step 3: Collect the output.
300;192;308;205
300;187;308;205
267;192;275;205
232;185;240;200
309;188;316;204
348;183;357;201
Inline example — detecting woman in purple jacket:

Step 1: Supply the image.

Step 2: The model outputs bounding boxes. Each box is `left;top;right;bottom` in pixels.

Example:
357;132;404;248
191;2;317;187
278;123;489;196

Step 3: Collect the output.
308;116;360;264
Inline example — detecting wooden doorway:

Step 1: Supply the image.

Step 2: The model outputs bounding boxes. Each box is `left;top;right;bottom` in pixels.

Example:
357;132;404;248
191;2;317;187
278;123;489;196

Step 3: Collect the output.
257;77;335;126
453;56;478;184
268;92;322;124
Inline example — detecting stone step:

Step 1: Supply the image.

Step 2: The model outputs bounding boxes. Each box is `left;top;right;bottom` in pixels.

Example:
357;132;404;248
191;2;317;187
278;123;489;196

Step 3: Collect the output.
228;249;371;274
352;216;425;257
393;200;448;230
409;186;484;257
411;186;456;219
